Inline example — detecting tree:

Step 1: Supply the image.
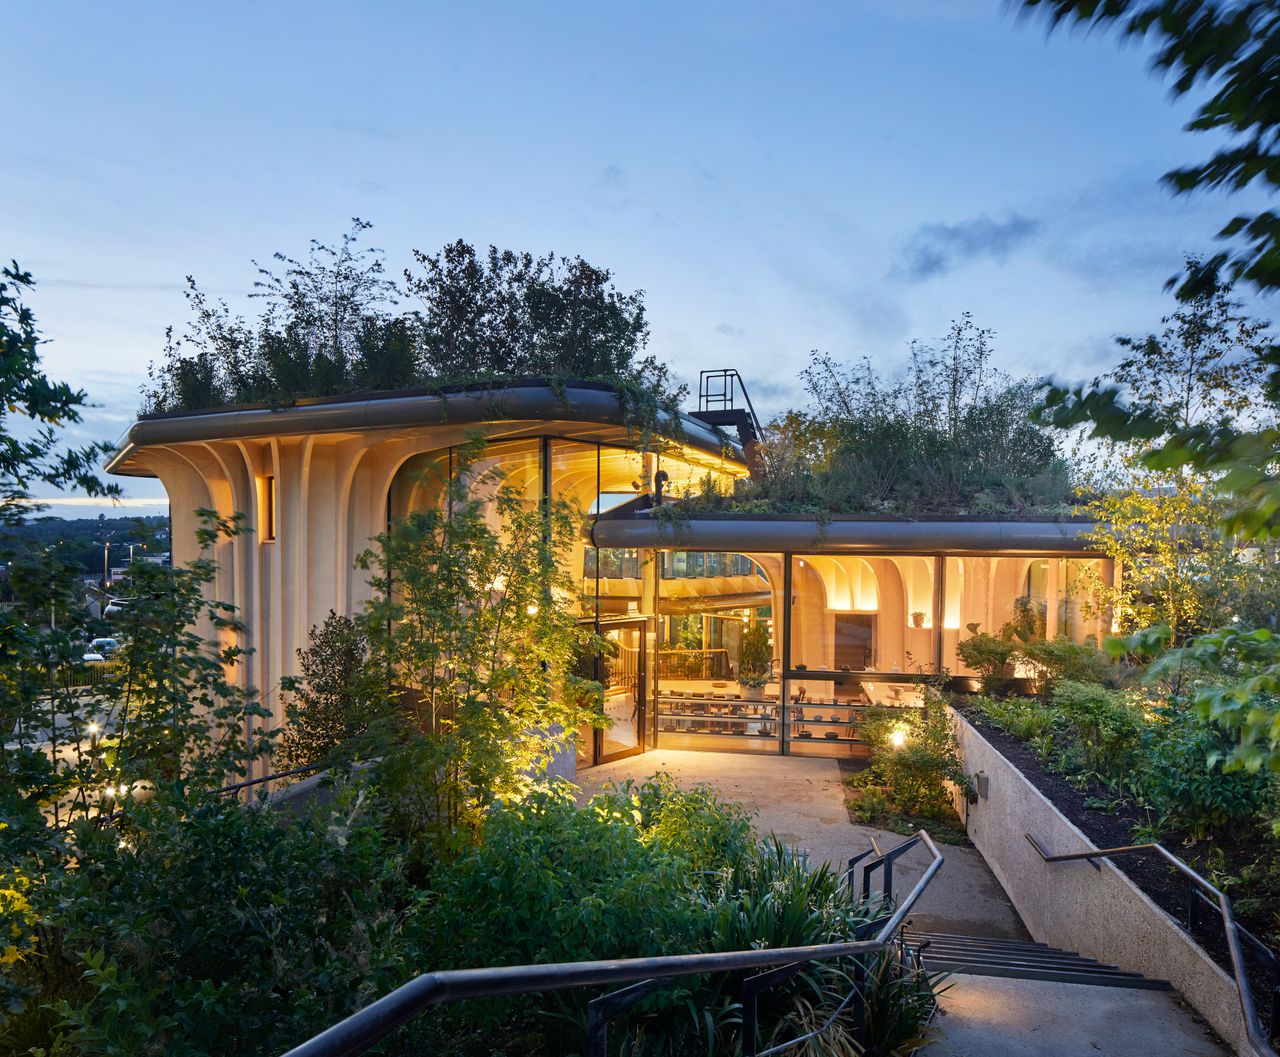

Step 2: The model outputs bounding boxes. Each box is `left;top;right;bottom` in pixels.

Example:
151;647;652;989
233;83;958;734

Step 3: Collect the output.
1108;271;1271;434
0;263;118;525
0;265;275;1015
1040;276;1280;770
141;225;686;437
356;435;606;849
1017;0;1280;297
276;612;395;771
1081;465;1241;640
1064;276;1278;639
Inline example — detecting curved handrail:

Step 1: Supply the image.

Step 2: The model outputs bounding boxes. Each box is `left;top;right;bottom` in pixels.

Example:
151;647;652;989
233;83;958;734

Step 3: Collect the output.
280;830;943;1057
1026;834;1278;1057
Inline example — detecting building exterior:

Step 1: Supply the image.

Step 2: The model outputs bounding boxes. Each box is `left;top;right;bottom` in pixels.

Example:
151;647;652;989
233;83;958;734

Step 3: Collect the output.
107;379;1112;776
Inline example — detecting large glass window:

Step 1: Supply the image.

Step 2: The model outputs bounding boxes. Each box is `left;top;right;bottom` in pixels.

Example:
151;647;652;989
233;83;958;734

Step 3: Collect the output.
388;450;451;521
787;555;932;753
654;551;783;753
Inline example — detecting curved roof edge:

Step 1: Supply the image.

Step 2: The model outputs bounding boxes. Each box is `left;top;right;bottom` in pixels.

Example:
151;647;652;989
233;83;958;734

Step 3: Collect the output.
590;515;1102;555
106;381;744;476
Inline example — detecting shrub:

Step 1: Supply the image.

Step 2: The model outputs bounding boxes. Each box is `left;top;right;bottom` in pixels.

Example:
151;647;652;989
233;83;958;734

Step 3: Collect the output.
851;786;892;823
423;777;943;1056
49;785;413;1057
862;704;970;818
955;631;1017;693
1139;706;1272;840
425;779;754;971
1049;680;1144;777
967;694;1058;743
1020;636;1114;691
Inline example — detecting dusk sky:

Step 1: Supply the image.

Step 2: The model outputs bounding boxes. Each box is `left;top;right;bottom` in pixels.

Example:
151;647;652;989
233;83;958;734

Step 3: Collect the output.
7;1;1261;516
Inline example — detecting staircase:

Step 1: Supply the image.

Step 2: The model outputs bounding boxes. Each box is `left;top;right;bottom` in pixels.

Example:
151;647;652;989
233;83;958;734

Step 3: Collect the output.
907;930;1171;990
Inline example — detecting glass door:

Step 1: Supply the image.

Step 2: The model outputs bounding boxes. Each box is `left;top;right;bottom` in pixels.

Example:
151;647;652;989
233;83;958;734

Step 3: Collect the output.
578;619;647;767
599;620;646;763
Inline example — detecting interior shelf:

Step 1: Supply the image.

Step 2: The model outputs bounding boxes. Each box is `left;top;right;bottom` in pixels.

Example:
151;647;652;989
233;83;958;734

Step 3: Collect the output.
657;711;777;722
658;727;777;738
786;718;857;728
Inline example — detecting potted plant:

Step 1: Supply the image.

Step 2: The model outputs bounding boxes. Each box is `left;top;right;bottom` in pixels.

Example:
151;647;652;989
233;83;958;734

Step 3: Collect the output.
737;623;772;702
910;611;926;628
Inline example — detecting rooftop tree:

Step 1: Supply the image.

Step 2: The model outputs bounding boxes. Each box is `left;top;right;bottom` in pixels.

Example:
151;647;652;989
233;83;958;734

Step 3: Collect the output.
142;223;686;439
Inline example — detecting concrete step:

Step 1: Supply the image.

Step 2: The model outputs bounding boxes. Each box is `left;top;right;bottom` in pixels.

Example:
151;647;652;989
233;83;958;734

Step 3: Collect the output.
906;930;1171;991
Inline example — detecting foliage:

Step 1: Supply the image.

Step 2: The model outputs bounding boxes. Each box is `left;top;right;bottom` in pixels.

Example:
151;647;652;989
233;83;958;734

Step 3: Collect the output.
1049;680;1145;776
955;630;1018;693
737;622;772;689
140;224;687;447
1080;466;1243;640
967;694;1060;743
1142;625;1280;783
679;314;1074;517
1020;636;1114;691
968;673;1271;841
276;611;400;772
1017;2;1280;296
426;779;753;972
1139;703;1272;840
861;702;970;818
356;435;607;850
1000;594;1047;643
0;263;119;528
426;776;943;1056
50;785;411;1057
1035;273;1280;766
1;514;274;1020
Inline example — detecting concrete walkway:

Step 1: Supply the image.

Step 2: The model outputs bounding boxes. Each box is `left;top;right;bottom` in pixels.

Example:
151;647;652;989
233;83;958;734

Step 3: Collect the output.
919;976;1228;1057
576;749;1026;939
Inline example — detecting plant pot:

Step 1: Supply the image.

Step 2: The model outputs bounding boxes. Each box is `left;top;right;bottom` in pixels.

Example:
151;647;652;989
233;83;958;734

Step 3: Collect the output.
740;684;764;702
911;612;926;628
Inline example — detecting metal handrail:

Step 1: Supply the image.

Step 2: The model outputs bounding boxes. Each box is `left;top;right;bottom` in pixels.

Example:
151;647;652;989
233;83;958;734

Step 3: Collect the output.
280;830;944;1057
1026;834;1279;1057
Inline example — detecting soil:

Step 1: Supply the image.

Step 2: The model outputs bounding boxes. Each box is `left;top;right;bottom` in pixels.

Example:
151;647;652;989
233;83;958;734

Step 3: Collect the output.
953;701;1280;1014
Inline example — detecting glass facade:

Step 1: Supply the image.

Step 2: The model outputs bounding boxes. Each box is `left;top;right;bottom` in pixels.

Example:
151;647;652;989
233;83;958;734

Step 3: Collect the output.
387;439;1110;768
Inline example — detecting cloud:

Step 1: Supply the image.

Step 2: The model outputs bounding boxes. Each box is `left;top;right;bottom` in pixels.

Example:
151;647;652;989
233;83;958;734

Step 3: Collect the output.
893;213;1039;281
714;322;744;338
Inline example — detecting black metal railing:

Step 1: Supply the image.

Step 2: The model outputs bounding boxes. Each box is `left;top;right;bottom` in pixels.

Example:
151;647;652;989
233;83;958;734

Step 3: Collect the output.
1026;834;1280;1057
699;369;763;441
279;831;943;1057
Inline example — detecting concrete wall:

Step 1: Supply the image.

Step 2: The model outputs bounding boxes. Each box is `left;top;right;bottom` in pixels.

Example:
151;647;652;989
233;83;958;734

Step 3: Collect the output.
949;707;1257;1056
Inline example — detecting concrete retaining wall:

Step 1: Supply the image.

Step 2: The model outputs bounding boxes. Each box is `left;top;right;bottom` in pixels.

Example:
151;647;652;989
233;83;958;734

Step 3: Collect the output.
949;706;1255;1056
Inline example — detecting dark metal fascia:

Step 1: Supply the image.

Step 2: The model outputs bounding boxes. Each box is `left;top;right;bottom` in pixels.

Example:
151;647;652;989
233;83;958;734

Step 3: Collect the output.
589;517;1101;555
106;384;744;477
